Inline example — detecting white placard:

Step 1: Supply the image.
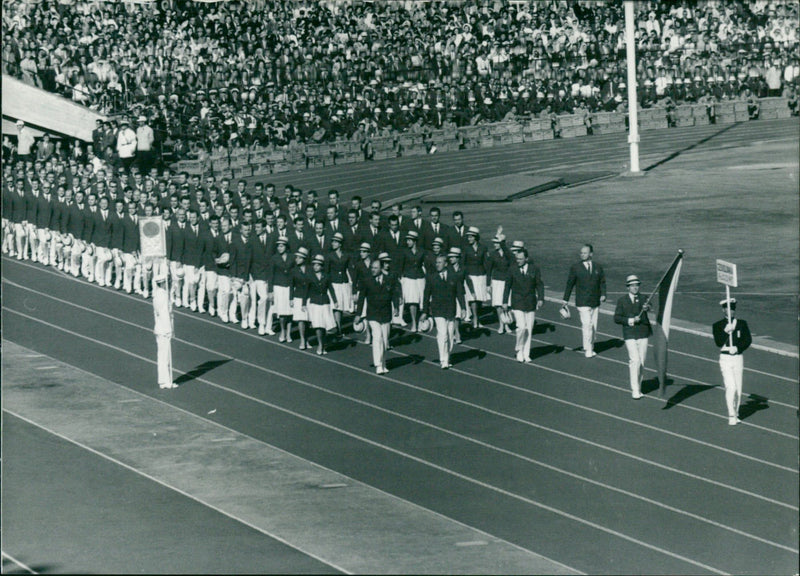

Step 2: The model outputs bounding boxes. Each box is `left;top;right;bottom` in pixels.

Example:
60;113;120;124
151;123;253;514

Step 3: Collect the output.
716;259;738;287
140;217;166;258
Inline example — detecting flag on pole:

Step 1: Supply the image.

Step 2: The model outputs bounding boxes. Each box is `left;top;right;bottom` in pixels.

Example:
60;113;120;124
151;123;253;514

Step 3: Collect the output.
650;250;684;396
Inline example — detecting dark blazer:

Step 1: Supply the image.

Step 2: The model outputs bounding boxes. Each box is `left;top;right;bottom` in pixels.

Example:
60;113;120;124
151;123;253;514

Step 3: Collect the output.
463;242;489;276
563;260;606;308
422;221;450;251
326;249;353;284
65;202;86;237
362;224;382;248
215;232;236;277
269;252;294;288
712;318;752;355
356;273;400;323
376;229;404;264
308;231;332;256
34;194;53;228
487;244;512;281
400;247;427;279
121;214;140;253
448;224;467;251
230;234;253;280
181;224;205;267
82;206;97;243
91;209;113;248
503;261;545;312
109;210;126;250
168;222;186;262
342;223;363;256
614;293;652;340
303;272;336;306
423;268;466;319
250;233;272;282
200;228;220;269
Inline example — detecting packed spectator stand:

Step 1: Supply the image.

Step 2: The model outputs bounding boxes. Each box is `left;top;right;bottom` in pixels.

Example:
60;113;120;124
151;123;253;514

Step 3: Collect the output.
3;0;798;171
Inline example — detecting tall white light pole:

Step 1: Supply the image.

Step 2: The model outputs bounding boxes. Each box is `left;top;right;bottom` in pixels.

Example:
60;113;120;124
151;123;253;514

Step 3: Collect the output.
624;0;640;173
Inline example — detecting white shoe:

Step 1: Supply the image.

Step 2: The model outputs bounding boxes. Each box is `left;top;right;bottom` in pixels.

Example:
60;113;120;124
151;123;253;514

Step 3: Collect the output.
632;392;643;400
266;329;276;336
585;350;597;358
728;416;738;425
258;327;266;336
190;302;197;312
208;308;216;317
220;315;229;323
159;382;177;389
241;319;249;329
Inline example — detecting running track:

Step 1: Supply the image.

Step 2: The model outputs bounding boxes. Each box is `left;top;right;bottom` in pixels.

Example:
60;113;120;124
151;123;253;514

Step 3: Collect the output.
3;120;799;574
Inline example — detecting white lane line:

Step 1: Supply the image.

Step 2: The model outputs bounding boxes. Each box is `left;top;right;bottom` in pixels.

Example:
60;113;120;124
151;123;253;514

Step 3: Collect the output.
6;277;797;470
118;399;142;404
0;320;738;575
4;343;573;575
1;551;38;574
33;365;59;370
2;409;353;576
6;307;798;557
455;541;489;547
7;276;797;467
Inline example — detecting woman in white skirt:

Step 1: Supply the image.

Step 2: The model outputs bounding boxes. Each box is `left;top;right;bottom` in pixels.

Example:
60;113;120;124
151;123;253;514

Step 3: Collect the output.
327;232;353;335
399;230;426;332
269;238;295;342
463;227;489;330
304;254;339;355
487;230;513;333
290;246;311;349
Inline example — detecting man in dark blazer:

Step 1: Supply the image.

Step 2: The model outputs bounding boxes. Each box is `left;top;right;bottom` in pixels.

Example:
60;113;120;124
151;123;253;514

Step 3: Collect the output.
91;195;114;287
421;253;466;369
712;298;752;425
562;243;607;358
355;258;400;375
250;219;274;335
376;214;404;266
181;208;205;312
422;206;450;252
614;275;652;399
503;248;545;363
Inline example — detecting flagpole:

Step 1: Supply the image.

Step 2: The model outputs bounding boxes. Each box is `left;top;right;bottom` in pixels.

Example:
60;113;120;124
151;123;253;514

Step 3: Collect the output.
642;249;684;311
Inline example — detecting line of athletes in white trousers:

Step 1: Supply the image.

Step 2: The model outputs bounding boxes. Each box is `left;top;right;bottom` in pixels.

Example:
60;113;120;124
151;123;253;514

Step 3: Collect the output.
2;188;751;425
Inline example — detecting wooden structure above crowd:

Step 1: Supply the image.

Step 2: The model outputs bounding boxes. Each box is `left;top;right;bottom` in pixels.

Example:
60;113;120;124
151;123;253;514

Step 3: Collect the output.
171;97;794;179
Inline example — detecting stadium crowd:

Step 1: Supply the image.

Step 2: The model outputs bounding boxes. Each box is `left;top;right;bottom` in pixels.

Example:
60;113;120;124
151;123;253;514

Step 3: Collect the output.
2;0;798;159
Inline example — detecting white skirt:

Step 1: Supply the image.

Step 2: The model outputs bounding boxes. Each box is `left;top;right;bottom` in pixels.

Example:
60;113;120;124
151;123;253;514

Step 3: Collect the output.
308;303;337;330
491;279;507;307
401;277;425;306
466;274;488;302
292;297;309;321
273;285;293;316
332;282;353;313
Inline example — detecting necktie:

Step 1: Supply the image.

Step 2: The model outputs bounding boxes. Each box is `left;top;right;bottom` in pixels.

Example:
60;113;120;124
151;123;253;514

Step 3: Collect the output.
318;236;324;248
585;261;591;274
434;224;438;234
377;275;382;285
522;265;527;275
441;272;446;281
193;225;198;234
332;221;337;231
226;233;231;243
262;236;267;246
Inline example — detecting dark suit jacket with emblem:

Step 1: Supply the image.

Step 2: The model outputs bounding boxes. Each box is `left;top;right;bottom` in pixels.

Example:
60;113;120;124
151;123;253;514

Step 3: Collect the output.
614;294;652;340
563;260;606;307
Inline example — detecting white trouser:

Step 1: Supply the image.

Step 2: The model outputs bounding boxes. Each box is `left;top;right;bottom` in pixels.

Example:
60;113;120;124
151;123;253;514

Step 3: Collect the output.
719;354;744;418
170;261;184;304
201;269;217;312
36;228;50;264
156;334;173;386
26;222;37;259
434;316;455;366
81;245;95;279
182;264;201;307
249;279;269;328
14;222;26;257
625;338;649;395
68;239;84;276
111;249;125;287
94;246;113;285
233;277;249;322
49;231;61;266
577;305;599;355
513;310;535;361
217;275;232;321
122;252;140;293
369;320;390;370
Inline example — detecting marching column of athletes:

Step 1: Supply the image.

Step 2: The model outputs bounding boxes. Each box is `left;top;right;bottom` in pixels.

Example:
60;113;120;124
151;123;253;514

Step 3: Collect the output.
2;170;752;424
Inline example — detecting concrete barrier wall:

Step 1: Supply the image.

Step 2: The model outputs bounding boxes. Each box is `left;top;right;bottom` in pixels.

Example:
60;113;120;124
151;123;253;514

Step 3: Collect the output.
174;98;794;176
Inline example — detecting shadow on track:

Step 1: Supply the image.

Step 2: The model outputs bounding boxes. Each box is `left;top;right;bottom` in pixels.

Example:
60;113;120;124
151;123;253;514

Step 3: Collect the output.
174;359;232;385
